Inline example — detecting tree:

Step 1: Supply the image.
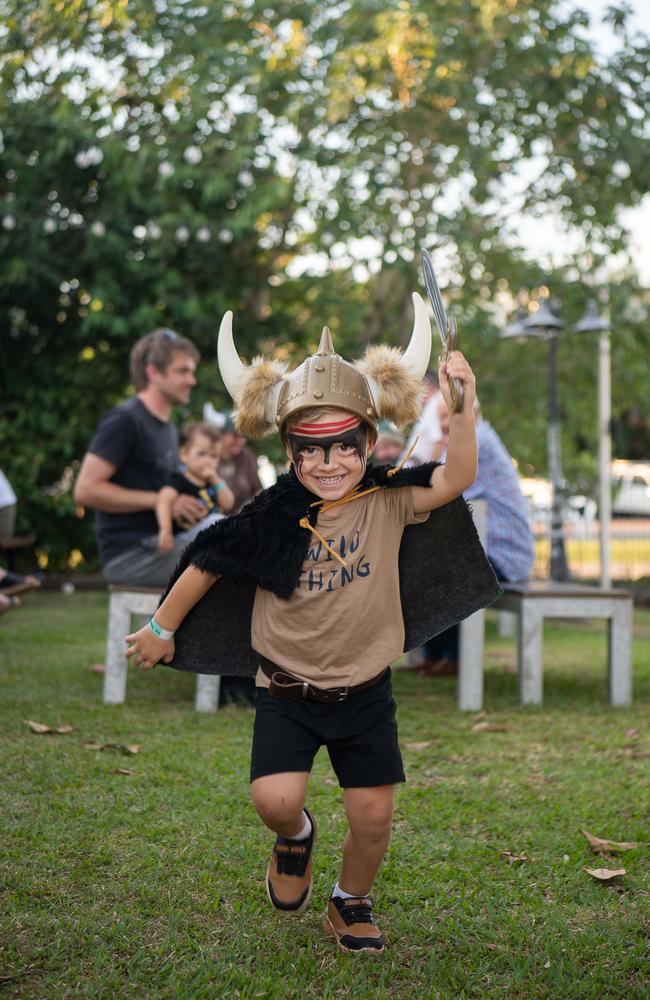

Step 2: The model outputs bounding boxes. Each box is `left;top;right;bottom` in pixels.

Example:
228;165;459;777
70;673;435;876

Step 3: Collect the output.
1;0;648;567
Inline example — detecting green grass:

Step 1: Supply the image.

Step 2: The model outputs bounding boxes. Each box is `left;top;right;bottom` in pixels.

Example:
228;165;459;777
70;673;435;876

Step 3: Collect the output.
1;592;649;999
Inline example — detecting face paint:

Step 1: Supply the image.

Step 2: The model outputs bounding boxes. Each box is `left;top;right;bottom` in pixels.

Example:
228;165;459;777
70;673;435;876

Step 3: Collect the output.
288;416;368;466
288;427;368;465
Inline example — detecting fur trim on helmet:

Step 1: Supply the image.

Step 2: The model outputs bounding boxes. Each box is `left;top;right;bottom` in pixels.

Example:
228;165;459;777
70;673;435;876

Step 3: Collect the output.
355;345;425;428
233;357;287;439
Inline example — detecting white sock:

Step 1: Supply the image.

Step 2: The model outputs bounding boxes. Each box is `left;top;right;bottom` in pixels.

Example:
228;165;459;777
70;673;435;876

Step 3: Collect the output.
290;812;312;841
332;882;357;900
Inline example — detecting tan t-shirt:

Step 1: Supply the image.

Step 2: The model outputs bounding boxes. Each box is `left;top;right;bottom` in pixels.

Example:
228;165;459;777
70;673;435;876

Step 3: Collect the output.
251;487;429;689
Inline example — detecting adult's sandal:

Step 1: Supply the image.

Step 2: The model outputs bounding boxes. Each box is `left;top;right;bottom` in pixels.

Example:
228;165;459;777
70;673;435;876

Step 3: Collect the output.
0;571;41;597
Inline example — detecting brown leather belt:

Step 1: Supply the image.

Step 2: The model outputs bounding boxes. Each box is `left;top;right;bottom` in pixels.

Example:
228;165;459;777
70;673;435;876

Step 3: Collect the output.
259;657;388;703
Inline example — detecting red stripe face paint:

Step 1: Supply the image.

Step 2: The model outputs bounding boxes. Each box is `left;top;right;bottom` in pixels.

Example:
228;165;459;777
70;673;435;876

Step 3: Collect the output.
287;415;369;487
290;414;361;437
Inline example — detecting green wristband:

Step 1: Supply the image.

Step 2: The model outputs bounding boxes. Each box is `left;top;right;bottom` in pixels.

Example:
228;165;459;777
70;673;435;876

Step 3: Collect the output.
149;617;175;641
214;481;226;493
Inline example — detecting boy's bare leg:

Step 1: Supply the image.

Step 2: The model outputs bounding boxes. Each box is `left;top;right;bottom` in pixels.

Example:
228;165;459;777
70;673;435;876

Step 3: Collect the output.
251;771;309;836
252;771;316;914
324;785;394;952
339;785;394;895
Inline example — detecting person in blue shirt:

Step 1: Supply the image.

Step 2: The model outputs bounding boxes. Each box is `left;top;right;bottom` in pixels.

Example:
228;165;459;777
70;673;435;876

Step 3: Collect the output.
409;395;535;676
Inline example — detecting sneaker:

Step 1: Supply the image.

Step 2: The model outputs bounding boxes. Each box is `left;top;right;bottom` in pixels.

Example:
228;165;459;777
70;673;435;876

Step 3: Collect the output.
324;895;386;953
265;809;316;914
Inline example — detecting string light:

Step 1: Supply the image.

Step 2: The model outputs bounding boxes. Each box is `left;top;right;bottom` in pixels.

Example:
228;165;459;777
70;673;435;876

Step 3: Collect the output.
2;205;246;245
183;145;203;165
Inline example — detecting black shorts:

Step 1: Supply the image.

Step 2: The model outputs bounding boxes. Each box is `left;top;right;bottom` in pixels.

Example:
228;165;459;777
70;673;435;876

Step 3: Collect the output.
250;669;405;788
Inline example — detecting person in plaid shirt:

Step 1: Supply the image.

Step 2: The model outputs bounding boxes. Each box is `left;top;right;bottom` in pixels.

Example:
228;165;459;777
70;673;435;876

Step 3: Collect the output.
410;396;534;677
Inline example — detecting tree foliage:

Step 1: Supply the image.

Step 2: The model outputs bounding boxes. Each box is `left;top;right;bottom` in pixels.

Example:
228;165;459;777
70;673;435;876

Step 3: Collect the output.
1;0;649;568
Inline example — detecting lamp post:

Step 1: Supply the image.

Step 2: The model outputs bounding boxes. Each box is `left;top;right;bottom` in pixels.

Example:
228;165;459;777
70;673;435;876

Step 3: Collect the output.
523;299;570;581
576;299;612;588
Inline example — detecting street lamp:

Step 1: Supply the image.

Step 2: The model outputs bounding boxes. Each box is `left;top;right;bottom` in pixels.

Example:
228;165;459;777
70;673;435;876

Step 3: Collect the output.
502;305;533;340
523;299;571;581
575;299;612;588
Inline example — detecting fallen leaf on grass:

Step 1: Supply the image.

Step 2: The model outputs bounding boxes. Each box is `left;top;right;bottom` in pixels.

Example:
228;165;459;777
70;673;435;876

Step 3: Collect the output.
580;828;637;853
87;663;106;674
500;851;528;864
624;728;638;740
113;768;135;776
526;773;553;787
25;720;73;735
472;722;507;733
618;746;642;759
416;775;446;788
584;867;626;881
84;741;140;755
486;943;497;951
405;741;433;752
472;711;487;722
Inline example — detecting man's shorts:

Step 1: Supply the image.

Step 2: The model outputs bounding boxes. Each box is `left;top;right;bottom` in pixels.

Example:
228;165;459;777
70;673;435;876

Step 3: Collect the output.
250;669;405;788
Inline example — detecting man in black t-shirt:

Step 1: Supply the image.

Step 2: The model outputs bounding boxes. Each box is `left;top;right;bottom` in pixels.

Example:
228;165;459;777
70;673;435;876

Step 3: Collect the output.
75;328;205;587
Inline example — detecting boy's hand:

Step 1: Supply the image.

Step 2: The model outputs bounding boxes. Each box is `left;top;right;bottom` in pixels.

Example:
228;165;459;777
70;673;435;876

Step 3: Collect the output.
125;624;174;671
439;350;476;414
158;529;174;552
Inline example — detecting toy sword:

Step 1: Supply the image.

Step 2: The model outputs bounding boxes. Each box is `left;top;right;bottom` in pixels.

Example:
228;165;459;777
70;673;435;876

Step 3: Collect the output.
421;247;464;413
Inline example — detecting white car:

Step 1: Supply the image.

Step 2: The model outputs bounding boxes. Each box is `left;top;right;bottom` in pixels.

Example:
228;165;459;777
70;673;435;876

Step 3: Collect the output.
519;478;597;523
519;477;553;520
612;461;650;517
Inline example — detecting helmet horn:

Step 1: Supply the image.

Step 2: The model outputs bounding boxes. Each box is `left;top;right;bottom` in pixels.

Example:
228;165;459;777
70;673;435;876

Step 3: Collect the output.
217;311;247;400
401;292;432;378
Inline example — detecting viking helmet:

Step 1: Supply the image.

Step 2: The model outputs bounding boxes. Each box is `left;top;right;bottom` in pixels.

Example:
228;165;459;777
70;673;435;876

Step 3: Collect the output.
218;292;432;438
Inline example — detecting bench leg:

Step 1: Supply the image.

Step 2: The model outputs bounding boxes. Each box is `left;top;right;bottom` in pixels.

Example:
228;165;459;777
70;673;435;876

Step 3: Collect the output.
608;601;633;706
517;603;543;706
103;596;130;705
195;674;221;713
498;611;516;638
458;608;484;712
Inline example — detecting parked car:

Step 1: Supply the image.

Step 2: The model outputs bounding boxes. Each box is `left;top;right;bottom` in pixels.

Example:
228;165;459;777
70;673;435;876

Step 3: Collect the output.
519;477;597;523
519;477;553;521
612;460;650;517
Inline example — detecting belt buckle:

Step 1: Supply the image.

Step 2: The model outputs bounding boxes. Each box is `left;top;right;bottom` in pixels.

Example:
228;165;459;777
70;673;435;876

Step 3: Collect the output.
336;687;350;702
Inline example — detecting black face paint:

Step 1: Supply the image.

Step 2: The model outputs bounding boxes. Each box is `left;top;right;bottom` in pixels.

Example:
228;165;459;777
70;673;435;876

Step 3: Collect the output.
287;425;368;467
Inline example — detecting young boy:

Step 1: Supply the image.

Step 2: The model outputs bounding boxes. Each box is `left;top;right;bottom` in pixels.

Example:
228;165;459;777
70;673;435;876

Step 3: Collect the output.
126;298;499;954
156;422;235;552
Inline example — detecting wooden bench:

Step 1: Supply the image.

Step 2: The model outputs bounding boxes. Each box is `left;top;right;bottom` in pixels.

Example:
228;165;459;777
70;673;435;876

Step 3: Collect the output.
493;581;633;706
103;585;220;712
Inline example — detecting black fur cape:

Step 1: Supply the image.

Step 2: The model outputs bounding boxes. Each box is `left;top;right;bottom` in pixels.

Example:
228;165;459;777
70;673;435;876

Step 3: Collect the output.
164;463;501;676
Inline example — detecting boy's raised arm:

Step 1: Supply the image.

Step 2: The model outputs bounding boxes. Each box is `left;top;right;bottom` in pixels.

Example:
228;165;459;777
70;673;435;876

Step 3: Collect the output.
412;351;477;514
125;566;218;671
